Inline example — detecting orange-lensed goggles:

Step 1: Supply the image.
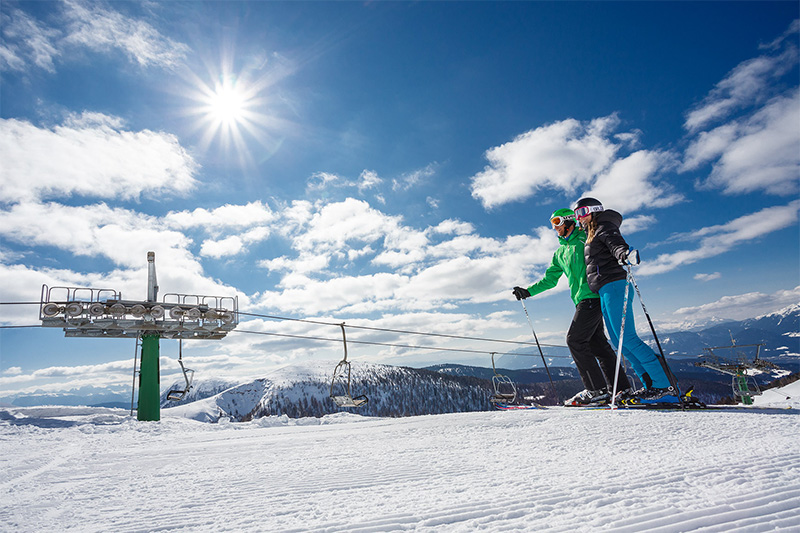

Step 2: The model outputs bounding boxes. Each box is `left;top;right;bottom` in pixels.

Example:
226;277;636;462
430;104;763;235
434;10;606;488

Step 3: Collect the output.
550;215;575;227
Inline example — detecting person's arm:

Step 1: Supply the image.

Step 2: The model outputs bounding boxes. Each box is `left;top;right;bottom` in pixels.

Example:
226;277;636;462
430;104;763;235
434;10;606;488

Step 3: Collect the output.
599;227;630;263
526;256;564;297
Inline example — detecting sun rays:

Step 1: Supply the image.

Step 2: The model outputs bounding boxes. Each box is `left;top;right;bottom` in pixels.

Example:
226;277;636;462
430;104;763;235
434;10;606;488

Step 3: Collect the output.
182;58;293;168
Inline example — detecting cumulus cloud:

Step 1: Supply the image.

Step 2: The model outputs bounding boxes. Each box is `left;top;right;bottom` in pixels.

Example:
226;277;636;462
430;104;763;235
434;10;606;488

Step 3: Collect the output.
0;116;198;202
638;200;800;276
469;115;679;213
201;236;245;258
620;215;657;235
0;201;246;326
469;116;622;209
251;198;557;316
579;150;683;213
165;201;276;232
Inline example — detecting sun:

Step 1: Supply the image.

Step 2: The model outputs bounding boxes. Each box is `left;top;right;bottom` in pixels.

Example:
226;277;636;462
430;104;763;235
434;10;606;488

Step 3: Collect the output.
182;63;289;167
207;82;246;125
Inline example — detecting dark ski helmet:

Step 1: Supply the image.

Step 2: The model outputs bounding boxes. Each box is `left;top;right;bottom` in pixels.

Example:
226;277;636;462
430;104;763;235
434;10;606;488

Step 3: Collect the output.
550;208;575;227
574;197;604;219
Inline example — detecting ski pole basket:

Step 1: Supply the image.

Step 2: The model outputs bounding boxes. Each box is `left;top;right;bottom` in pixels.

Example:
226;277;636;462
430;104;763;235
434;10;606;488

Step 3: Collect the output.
489;352;517;405
329;324;368;408
166;339;194;401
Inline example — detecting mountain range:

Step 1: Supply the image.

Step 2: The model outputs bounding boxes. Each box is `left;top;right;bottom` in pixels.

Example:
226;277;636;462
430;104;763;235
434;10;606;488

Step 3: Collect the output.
5;304;797;410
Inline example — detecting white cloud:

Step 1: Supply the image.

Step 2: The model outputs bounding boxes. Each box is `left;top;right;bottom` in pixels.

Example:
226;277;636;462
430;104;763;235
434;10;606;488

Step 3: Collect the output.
432;219;475;236
0;201;247;325
672;286;800;322
0;116;198;202
686;91;800;196
392;163;436;191
469;115;622;209
683;18;799;134
1;1;188;74
580;150;683;213
638;200;800;276
620;215;657;235
62;0;188;69
201;236;245;258
307;172;342;191
250;200;557;316
694;272;721;282
0;7;61;72
0;201;189;268
358;169;383;192
682;21;800;197
3;366;22;375
165;202;276;232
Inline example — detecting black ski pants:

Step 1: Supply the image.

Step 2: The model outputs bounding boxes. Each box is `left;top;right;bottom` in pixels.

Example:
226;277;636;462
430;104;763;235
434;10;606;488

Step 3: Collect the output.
567;298;631;392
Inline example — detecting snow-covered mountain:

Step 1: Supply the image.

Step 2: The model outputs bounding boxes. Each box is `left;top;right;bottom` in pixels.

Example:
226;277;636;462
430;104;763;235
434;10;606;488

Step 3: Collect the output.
163;361;507;422
659;303;800;365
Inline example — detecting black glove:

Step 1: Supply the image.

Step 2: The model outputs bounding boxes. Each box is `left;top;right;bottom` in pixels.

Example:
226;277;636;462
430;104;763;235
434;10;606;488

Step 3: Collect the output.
619;249;640;265
512;286;531;300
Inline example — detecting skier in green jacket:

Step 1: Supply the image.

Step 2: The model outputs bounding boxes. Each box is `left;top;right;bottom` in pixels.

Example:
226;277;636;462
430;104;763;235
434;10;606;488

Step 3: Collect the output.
513;208;631;406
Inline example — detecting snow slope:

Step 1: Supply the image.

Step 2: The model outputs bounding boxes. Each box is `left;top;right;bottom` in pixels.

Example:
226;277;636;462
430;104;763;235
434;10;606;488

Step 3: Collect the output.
1;382;798;532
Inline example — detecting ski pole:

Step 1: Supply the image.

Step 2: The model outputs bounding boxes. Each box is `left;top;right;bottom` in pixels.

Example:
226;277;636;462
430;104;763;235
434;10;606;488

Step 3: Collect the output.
627;269;682;398
520;299;559;404
609;265;632;410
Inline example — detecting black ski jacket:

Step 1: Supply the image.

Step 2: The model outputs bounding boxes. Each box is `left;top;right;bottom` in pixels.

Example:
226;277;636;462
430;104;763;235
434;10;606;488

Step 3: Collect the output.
584;210;630;293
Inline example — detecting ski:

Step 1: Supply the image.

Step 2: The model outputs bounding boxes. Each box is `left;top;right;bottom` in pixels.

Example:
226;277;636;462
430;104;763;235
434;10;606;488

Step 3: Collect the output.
493;402;547;410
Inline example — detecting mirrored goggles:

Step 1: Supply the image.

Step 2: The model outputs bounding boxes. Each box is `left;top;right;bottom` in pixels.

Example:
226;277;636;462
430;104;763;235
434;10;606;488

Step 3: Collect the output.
574;205;604;218
550;215;575;227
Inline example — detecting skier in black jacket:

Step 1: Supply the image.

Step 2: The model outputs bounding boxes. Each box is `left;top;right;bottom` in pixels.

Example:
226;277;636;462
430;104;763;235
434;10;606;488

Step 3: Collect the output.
574;197;678;404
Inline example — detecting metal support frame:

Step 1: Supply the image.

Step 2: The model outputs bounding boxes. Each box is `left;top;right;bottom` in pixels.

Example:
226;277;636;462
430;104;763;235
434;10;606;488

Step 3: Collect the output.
38;252;238;422
695;343;775;405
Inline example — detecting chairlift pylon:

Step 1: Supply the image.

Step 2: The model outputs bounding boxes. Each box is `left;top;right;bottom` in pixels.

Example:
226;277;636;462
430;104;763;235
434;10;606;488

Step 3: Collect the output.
166;339;194;401
489;352;517;405
330;323;368;408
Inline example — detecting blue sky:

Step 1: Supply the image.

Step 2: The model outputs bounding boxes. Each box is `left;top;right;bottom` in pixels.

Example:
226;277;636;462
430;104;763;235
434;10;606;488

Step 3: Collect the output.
1;1;798;399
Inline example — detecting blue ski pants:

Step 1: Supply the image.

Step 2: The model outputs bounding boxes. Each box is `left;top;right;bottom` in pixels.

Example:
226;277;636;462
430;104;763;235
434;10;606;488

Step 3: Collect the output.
598;279;671;389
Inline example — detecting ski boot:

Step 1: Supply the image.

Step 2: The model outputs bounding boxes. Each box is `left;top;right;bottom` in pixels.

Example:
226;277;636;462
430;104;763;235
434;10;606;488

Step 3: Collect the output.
564;388;611;407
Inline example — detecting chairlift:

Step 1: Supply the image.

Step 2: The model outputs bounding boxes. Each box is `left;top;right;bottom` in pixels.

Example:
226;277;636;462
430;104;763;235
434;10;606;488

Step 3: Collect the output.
489;352;517;405
329;323;368;408
166;339;195;401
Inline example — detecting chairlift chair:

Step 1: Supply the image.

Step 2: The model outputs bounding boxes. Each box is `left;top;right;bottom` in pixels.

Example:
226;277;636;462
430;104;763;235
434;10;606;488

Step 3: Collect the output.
489;352;517;405
167;339;195;401
329;323;368;408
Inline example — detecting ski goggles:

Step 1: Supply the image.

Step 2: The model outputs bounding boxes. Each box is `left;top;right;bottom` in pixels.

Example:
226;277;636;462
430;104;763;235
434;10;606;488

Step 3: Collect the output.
550;215;575;227
574;205;604;218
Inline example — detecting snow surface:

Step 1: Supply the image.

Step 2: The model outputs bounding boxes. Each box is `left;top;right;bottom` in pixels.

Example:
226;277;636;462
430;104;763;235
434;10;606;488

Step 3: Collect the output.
1;382;799;532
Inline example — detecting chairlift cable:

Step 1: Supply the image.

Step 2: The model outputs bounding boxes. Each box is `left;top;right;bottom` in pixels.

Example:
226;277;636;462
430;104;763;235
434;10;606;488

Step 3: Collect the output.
237;310;566;348
232;328;572;359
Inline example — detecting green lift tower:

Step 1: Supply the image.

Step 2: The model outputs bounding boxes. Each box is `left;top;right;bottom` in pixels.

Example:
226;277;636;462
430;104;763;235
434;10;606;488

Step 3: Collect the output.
39;252;238;421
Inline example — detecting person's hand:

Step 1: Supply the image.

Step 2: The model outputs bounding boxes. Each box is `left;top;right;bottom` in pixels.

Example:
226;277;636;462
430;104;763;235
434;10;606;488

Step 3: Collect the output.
512;286;531;300
619;249;640;265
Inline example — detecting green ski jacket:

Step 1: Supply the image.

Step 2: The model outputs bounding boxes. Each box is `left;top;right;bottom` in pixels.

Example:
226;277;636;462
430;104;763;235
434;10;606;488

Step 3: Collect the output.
526;227;599;306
